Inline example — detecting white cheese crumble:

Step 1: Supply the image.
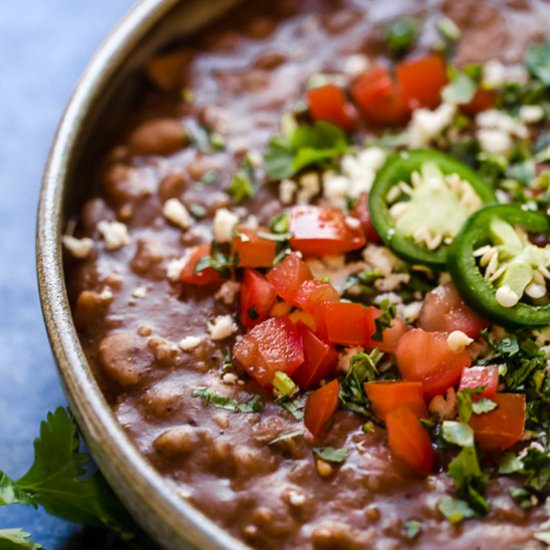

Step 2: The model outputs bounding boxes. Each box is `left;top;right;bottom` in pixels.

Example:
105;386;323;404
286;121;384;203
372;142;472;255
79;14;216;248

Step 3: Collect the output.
407;102;456;148
179;335;204;351
296;173;320;205
447;330;474;352
477;129;513;156
62;235;93;259
482;60;528;89
207;315;237;340
162;198;191;229
495;285;520;308
221;372;239;385
476;109;528;155
213;208;239;243
322;173;349;210
362;244;401;276
97;220;131;250
131;286;148;299
215;280;241;304
166;250;192;282
519;105;545;124
279;179;298;205
342;54;370;77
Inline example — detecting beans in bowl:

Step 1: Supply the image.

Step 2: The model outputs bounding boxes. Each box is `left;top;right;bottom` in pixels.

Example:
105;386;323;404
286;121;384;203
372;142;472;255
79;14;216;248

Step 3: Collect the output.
63;1;550;548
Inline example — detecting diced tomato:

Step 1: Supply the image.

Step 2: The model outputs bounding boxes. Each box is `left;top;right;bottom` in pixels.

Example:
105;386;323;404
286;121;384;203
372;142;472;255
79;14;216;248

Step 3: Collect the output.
318;302;374;346
365;313;409;354
233;316;304;388
240;269;276;328
231;226;277;268
180;244;223;286
350;192;381;244
289;309;317;331
293;326;338;390
458;365;499;399
469;393;526;452
289;206;366;257
386;406;435;475
267;252;312;304
304;379;340;438
294;279;339;314
306;83;357;131
351;65;409;126
396;328;471;399
396;54;447;110
365;381;428;421
418;283;489;339
462;88;497;116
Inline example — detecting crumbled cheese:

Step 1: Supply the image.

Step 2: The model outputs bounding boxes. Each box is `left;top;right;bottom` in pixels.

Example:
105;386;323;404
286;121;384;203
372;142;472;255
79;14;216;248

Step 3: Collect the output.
337;346;364;373
286;488;307;507
215;281;241;304
166;250;192;282
296;172;320;204
477;129;513;155
476;109;528;156
401;301;423;322
246;149;263;167
306;256;365;293
279;179;298;205
322;173;350;209
374;273;410;292
447;330;474;352
495;285;520;307
99;288;113;301
221;372;239;385
62;235;93;259
213;208;239;243
519;105;545;124
373;292;402;306
179;335;204;351
341;147;386;198
342;54;370;77
407;102;456;148
362;244;400;276
207;315;237;340
482;60;528;89
131;286;148;299
243;214;259;230
345;216;361;230
162;198;191;229
429;387;457;420
97;220;131;250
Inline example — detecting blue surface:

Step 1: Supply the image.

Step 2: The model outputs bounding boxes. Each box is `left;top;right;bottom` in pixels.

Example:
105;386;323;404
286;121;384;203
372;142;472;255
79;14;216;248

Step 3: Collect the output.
0;2;146;548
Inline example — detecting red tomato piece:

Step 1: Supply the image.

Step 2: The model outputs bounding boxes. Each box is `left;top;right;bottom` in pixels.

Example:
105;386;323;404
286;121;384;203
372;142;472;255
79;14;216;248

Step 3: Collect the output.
304;379;340;438
293;326;338;390
351;65;409;126
396;54;447;110
240;269;276;328
386;406;435;475
233;316;304;388
365;381;428;421
231;226;277;268
318;302;371;346
350;192;381;243
365;311;409;354
396;328;471;399
294;279;339;314
306;83;357;131
462;89;497;116
469;393;526;451
180;244;223;286
266;252;313;304
458;365;499;399
418;283;489;339
289;206;366;257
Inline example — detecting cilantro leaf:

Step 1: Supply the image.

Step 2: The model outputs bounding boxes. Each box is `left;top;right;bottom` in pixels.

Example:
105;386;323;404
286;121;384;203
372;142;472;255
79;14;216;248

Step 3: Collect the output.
403;520;422;540
192;387;264;413
383;17;419;58
498;452;523;474
0;529;42;550
0;408;133;537
441;421;474;448
520;445;550;492
228;171;255;203
277;395;305;420
526;39;550;85
264;121;348;180
268;430;304;446
442;74;477;104
438;496;478;524
471;397;498;415
313;447;348;463
372;299;396;342
456;387;484;423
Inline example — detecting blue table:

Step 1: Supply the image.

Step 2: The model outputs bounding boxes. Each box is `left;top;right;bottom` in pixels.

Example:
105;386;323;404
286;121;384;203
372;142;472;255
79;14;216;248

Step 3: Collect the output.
0;2;153;547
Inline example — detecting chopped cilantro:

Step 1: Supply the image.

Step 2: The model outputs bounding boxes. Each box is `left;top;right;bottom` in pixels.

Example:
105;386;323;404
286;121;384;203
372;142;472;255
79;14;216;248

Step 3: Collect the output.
498;452;523;474
268;430;304;446
193;244;234;279
382;17;419;58
438;495;478;524
277;395;305;420
200;169;218;185
403;520;422;540
456;387;484;423
372;298;396;342
441;421;474;448
471;397;498;415
257;231;292;242
442;73;477;104
264;121;348;180
313;447;348;463
269;212;290;234
228;171;255;203
192;387;264;413
526;39;550;85
221;349;233;373
435;17;461;42
509;487;535;509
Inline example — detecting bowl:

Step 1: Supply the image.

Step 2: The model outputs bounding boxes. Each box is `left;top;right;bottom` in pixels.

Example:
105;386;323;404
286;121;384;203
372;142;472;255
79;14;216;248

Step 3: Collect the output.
36;1;250;548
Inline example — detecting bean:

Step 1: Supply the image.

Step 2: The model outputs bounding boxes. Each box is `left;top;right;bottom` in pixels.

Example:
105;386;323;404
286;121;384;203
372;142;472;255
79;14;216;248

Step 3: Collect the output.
128;118;186;156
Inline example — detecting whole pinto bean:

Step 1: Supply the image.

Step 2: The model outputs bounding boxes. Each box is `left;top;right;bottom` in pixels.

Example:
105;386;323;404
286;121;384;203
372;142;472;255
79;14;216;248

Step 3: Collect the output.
127;118;186;156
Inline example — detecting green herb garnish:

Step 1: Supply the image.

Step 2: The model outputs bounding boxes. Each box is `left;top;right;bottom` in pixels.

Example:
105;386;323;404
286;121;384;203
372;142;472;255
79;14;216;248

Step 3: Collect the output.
313;447;348;463
403;520;422;540
192;387;264;413
383;17;419;58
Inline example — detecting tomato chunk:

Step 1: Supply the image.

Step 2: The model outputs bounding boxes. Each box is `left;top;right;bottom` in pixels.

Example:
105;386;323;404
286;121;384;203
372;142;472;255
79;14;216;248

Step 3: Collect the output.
351;65;408;126
458;365;499;399
396;54;447;110
386;406;435;475
267;252;312;304
231;226;277;268
304;379;340;438
365;381;428;421
350;192;381;244
462;89;497;116
396;328;471;398
365;312;408;354
240;269;276;328
180;244;223;286
233;317;304;388
293;326;338;390
419;283;489;339
318;302;374;346
294;279;339;314
306;83;357;131
289;206;366;257
469;393;526;451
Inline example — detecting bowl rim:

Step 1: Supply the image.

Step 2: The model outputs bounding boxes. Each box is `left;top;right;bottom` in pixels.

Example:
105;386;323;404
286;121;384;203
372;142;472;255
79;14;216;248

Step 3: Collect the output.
36;1;251;548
